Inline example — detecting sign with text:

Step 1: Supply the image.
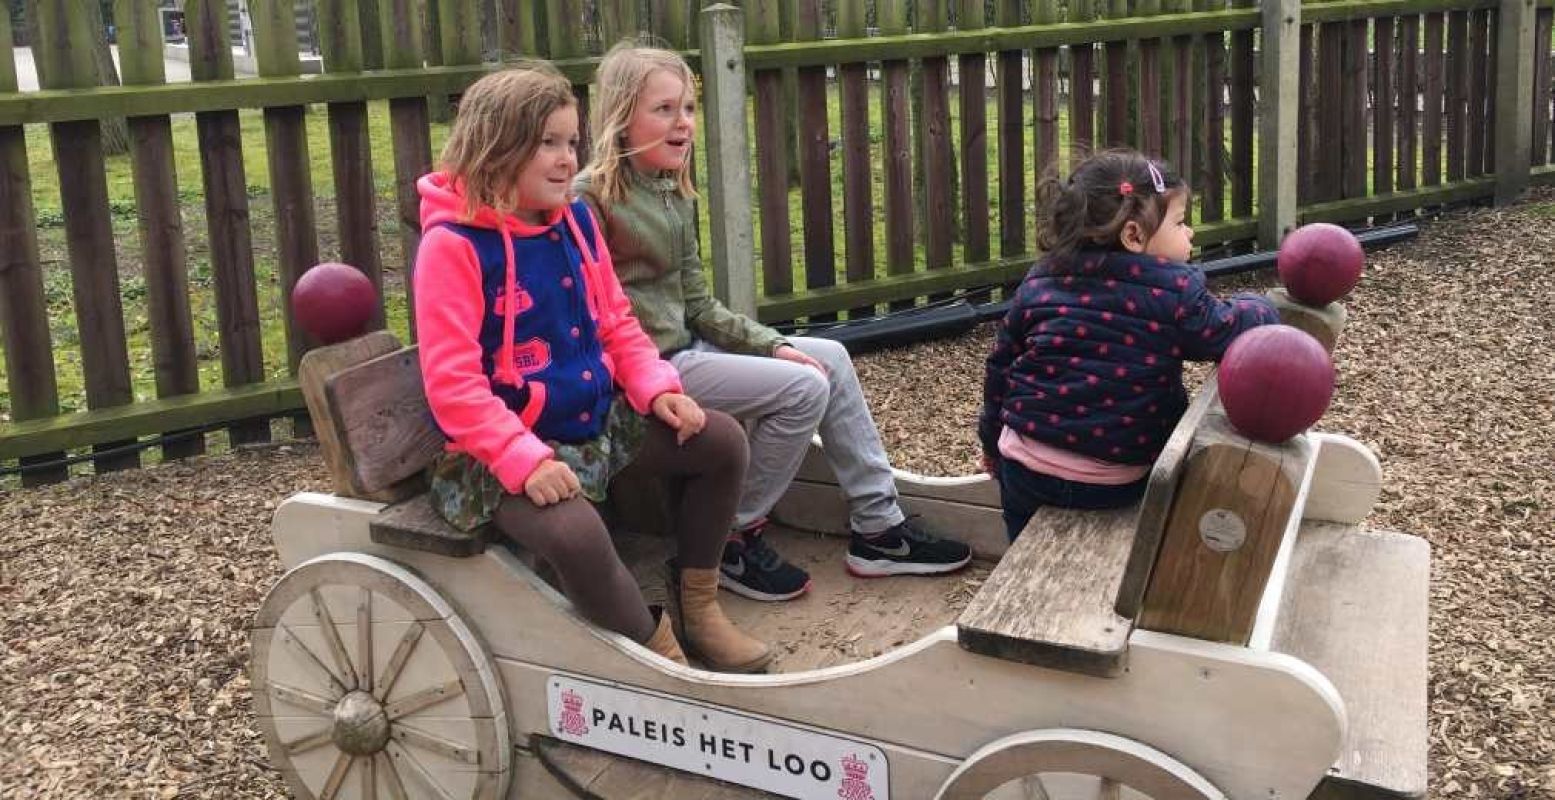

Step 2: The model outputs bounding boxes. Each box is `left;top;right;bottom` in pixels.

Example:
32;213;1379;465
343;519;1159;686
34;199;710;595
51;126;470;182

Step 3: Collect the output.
547;675;890;799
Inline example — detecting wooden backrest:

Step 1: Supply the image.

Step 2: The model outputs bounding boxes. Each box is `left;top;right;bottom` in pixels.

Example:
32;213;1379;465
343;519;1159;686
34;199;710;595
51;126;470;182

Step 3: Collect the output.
297;332;443;503
1111;374;1222;619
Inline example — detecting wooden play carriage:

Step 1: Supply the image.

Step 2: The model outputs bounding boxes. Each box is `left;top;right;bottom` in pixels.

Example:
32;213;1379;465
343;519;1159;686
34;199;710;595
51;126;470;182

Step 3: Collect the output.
251;292;1428;800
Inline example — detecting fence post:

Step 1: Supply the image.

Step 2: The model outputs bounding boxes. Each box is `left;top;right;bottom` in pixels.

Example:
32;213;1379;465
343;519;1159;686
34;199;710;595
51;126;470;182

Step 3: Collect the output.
1494;0;1536;203
700;3;757;318
1258;0;1301;248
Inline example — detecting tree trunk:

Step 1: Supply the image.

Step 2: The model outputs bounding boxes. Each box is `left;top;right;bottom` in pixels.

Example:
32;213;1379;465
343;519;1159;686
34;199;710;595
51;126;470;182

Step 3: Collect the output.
89;0;129;155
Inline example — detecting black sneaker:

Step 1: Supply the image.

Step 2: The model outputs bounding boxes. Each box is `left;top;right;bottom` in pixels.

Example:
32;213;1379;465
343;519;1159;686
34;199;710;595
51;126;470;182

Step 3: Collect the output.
719;523;812;602
846;516;973;578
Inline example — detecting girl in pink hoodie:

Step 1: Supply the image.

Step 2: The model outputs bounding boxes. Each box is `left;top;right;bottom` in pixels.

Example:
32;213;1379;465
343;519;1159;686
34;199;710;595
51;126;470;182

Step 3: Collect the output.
414;64;770;672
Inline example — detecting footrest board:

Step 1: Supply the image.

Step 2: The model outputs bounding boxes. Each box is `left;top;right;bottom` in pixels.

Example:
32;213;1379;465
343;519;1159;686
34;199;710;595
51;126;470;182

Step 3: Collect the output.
1271;521;1430;799
369;492;494;557
956;505;1139;678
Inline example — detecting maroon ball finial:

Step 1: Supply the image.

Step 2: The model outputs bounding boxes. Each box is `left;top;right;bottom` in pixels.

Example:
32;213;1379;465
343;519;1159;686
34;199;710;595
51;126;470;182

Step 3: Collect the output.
1218;325;1335;443
1276;223;1365;307
292;262;377;345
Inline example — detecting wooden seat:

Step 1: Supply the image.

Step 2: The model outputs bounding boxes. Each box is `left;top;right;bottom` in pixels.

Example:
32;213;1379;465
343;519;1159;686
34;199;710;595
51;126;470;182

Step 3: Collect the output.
369;492;495;557
956;381;1219;677
1271;522;1429;800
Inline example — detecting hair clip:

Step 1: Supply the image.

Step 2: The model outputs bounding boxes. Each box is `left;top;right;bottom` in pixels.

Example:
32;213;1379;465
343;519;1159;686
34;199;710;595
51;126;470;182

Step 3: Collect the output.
1146;161;1167;193
1119;181;1134;196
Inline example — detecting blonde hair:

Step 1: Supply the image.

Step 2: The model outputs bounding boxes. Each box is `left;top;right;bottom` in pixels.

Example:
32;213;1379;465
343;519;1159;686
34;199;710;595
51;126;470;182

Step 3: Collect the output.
439;62;577;220
588;40;698;204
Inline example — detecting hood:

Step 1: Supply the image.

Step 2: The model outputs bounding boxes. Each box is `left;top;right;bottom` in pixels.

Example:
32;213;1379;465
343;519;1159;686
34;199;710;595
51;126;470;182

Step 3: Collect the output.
417;171;563;233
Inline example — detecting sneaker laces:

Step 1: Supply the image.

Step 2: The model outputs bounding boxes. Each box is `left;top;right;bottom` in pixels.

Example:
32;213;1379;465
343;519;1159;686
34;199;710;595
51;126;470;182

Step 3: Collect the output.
895;515;939;544
740;531;786;572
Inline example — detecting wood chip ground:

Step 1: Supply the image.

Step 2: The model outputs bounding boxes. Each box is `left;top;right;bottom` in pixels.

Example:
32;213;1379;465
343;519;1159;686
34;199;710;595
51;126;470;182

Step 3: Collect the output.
4;194;1554;797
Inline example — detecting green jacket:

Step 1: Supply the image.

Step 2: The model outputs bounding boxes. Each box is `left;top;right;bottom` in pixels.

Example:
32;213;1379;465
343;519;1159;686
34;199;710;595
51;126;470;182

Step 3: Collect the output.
574;167;785;357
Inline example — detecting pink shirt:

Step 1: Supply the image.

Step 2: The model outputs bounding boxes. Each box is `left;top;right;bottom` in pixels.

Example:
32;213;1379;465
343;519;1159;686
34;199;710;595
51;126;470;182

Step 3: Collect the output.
998;426;1149;485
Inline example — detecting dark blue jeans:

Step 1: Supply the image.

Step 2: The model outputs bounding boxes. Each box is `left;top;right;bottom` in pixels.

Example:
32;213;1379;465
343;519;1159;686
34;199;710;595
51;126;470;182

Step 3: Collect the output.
998;459;1147;541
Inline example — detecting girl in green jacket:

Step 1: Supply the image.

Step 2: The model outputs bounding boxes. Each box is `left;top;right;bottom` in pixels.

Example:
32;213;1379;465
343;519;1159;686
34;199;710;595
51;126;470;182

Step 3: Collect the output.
577;42;972;603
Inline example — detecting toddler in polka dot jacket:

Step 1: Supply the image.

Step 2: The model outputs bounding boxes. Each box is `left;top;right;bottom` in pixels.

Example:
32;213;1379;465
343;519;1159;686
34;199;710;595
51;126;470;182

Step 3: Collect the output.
980;150;1279;540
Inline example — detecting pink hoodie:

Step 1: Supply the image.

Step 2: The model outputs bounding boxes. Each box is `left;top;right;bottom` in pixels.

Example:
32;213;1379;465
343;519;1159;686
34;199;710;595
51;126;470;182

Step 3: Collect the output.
413;172;683;494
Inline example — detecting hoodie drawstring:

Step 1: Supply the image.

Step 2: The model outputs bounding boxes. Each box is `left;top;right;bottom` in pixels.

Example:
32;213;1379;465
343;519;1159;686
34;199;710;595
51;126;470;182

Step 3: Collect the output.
498;217;519;386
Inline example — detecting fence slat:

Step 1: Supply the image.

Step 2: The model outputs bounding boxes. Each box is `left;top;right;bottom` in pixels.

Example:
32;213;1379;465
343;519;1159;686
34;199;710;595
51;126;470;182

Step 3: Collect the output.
1316;22;1344;201
1375;16;1397;216
1258;0;1299;246
1468;9;1489;174
1200;0;1225;223
1447;10;1468;180
544;0;589;165
996;0;1026;258
748;0;792;299
0;9;67;484
1104;0;1130;145
1399;15;1420;190
958;0;991;266
1163;0;1192;176
880;0;915;309
1533;10;1553;166
793;0;835;319
1296;23;1313;203
252;0;321;441
600;0;640;45
36;0;140;470
118;0;204;458
837;0;874;318
319;0;389;342
921;0;954;280
1069;0;1096;162
701;4;755;316
1343;20;1368;200
1033;0;1060;188
381;0;433;341
1493;0;1536;201
1138;0;1164;158
1424;12;1444;184
1229;0;1255;215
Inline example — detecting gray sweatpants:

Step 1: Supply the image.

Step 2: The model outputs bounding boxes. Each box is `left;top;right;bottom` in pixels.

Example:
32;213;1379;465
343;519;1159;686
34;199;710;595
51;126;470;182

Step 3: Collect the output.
669;336;905;535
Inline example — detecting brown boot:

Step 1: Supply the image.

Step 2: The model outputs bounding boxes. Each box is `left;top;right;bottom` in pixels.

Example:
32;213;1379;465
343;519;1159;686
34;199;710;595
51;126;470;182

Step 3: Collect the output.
643;607;687;665
678;568;772;673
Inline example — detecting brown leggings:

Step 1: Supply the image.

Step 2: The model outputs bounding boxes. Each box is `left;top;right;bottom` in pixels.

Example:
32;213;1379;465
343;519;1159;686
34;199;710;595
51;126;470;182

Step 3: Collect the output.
493;410;747;643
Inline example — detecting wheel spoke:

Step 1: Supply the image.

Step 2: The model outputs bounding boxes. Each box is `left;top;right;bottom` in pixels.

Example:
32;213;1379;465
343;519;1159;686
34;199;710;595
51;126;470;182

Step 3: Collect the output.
378;752;409;800
311;588;360;690
384;679;465;720
268;680;339;716
319;752;354;800
280;724;334;755
374;622;425;703
278;623;351;696
358;588;374;695
391;722;479;765
385;740;458;800
361;747;377;800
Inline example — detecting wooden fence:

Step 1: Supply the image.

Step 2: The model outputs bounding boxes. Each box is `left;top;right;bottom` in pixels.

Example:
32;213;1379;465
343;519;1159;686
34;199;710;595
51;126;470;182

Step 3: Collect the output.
1;0;1553;485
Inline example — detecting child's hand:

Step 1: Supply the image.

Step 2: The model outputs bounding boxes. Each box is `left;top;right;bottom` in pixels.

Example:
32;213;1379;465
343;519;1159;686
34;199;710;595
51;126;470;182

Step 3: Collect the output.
651;392;706;444
774;345;827;375
981;453;999;477
524;459;581;507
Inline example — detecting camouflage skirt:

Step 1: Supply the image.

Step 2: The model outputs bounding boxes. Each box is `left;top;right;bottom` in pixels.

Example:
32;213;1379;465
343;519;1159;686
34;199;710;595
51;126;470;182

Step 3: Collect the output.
429;396;647;531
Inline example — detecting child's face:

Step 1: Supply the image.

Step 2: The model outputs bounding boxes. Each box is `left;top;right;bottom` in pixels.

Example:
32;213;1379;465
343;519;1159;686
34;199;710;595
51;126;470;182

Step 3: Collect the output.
625;69;696;174
1142;192;1194;263
513;104;580;222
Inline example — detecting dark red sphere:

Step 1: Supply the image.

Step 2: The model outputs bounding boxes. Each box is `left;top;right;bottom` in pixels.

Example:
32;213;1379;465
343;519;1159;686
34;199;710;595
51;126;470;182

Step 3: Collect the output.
292;262;377;345
1276;223;1364;306
1218;325;1335;443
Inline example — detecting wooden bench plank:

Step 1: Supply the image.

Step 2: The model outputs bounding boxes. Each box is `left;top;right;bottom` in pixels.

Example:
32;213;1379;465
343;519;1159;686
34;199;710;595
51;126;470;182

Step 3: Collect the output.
957;505;1138;677
1271;522;1429;799
323;344;443;497
369;492;493;558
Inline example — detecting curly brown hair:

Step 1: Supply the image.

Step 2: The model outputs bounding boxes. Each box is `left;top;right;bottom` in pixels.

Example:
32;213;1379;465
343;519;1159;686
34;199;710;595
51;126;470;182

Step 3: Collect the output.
1035;149;1189;265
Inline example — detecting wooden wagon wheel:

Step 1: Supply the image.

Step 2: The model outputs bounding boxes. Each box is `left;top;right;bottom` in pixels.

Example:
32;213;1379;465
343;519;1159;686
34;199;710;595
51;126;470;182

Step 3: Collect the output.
934;729;1225;800
251;552;511;800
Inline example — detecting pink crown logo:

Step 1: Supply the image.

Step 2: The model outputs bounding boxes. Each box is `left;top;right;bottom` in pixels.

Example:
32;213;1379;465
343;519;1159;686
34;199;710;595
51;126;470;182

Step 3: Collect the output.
558;689;589;736
836;753;874;800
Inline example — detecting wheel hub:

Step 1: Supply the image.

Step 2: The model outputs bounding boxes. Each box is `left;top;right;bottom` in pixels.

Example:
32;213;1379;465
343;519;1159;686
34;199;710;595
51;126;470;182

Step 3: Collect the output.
331;690;390;755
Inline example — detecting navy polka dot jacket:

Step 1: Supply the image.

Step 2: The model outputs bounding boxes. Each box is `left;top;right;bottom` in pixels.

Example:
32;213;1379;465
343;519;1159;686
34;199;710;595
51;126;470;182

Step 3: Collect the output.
979;249;1279;467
